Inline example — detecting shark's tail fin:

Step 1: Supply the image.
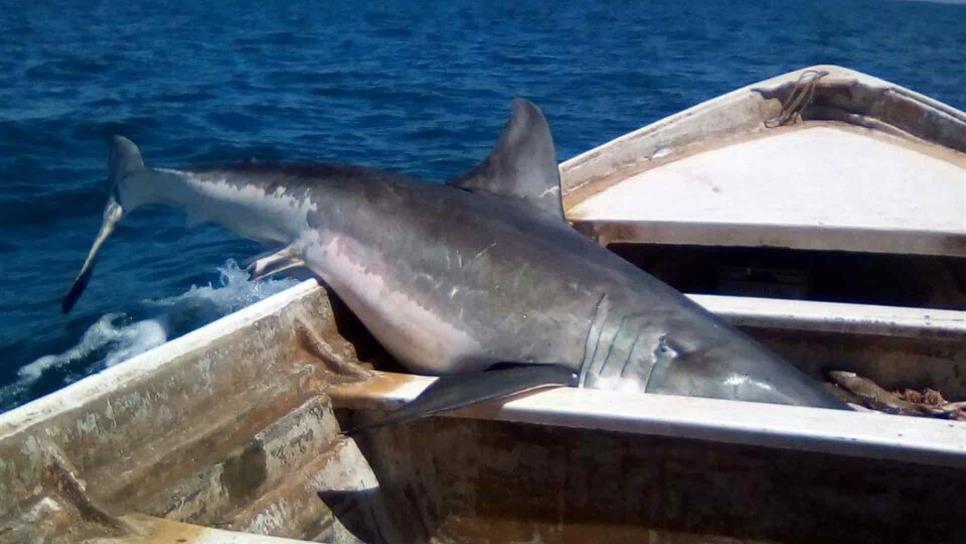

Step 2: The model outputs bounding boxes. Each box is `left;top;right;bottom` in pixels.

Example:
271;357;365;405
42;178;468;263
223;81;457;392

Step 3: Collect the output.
61;136;144;313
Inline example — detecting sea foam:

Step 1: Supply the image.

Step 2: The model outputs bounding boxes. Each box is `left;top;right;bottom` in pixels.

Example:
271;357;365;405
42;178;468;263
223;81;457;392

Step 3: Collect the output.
9;260;298;399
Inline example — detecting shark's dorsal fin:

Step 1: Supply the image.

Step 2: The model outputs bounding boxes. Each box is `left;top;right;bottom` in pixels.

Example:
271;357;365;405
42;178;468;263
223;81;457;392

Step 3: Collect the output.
449;99;564;220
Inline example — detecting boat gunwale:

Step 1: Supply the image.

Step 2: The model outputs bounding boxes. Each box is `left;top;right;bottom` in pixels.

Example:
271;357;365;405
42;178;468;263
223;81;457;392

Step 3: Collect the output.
0;279;323;440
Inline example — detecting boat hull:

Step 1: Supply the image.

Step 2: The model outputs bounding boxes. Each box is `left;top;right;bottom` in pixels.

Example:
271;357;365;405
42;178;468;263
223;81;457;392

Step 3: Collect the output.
2;281;964;543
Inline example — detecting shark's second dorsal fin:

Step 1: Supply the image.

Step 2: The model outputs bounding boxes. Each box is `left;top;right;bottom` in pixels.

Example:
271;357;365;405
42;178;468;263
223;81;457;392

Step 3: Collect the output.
449;99;564;220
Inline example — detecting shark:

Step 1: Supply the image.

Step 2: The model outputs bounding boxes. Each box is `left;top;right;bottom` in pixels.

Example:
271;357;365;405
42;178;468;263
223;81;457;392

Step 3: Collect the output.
63;99;845;430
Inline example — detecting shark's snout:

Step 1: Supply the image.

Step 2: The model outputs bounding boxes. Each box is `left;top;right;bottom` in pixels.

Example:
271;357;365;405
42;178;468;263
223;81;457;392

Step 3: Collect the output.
645;338;847;409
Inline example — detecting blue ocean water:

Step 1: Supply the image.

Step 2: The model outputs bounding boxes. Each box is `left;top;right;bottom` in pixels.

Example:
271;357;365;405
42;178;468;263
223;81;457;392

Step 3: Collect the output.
0;1;963;412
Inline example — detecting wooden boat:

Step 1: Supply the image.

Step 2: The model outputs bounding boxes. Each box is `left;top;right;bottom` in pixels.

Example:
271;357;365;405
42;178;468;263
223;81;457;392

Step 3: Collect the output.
1;65;964;543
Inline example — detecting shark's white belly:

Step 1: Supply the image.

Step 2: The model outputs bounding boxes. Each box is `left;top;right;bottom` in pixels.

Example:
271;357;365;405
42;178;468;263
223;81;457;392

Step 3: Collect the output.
303;235;491;374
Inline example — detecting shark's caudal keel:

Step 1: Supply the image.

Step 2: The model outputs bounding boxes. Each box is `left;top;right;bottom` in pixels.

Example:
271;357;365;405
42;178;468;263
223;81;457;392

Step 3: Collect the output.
64;99;846;429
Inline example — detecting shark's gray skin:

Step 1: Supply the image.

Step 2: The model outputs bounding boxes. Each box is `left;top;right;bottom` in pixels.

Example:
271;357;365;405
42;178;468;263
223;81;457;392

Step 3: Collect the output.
64;99;845;426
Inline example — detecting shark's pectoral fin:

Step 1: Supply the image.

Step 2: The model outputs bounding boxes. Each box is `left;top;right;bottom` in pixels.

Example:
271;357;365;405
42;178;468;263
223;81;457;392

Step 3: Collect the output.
245;245;306;281
448;99;565;220
343;364;577;435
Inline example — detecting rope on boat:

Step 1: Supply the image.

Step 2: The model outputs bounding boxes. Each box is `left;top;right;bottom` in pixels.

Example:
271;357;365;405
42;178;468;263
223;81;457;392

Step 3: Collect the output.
764;69;829;128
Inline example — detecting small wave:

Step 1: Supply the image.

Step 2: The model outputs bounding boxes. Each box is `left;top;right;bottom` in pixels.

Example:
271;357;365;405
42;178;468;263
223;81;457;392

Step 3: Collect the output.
8;260;298;403
145;260;298;328
18;313;168;381
25;58;111;78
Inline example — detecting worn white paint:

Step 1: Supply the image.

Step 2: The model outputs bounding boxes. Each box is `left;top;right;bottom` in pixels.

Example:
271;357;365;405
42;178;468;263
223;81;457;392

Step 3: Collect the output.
570;125;965;236
560;64;963;195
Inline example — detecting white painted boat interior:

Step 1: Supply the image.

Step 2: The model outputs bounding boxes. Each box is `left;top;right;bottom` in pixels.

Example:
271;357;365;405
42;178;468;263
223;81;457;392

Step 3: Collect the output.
558;66;966;312
562;65;966;258
570;124;964;237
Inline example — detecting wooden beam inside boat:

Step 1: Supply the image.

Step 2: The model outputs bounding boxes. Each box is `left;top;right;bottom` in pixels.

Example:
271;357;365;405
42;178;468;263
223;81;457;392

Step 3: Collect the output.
330;371;966;469
691;294;966;340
